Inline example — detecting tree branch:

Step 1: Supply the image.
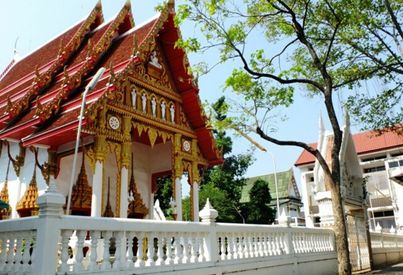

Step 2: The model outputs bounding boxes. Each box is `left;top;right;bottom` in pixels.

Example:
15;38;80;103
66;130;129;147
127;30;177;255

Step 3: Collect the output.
384;0;403;41
256;126;332;177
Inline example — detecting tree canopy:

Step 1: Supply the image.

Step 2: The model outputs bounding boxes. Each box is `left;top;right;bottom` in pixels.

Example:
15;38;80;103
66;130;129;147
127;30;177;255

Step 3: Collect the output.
199;96;254;223
173;0;402;273
244;179;276;224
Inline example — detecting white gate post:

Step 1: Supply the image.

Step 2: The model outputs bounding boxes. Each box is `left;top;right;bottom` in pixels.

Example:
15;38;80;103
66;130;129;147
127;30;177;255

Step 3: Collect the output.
33;190;65;275
199;199;219;263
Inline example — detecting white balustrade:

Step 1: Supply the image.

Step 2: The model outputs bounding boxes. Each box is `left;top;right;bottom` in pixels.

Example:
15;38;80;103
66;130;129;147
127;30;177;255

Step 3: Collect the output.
0;195;339;275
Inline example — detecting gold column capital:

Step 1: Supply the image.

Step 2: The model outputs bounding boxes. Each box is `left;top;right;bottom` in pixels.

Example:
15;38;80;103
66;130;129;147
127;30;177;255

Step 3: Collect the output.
95;135;107;162
121;142;131;169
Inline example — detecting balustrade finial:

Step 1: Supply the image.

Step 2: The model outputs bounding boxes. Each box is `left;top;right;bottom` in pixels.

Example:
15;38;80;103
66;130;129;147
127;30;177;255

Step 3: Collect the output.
199;198;218;223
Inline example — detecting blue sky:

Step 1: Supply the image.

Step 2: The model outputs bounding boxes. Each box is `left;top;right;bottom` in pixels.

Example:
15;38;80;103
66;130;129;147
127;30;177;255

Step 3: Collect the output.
0;0;356;185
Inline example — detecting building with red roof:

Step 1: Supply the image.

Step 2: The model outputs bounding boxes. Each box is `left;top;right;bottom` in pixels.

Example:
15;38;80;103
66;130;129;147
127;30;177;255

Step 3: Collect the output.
295;125;403;232
0;1;222;221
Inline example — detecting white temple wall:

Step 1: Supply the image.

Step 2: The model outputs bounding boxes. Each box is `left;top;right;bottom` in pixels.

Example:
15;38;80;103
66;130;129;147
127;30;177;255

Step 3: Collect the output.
132;142;152;214
56;152;93;198
150;142;172;174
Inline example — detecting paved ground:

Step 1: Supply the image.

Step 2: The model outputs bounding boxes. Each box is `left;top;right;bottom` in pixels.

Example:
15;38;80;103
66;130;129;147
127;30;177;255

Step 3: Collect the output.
364;263;403;274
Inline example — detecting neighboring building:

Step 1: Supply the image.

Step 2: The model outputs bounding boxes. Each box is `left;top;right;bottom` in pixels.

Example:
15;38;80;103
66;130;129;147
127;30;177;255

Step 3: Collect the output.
241;169;303;224
295;123;403;231
0;1;222;221
295;115;371;271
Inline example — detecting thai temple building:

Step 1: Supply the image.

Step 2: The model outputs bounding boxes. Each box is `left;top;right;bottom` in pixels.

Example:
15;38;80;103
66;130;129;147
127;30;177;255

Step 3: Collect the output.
242;169;304;225
0;0;222;222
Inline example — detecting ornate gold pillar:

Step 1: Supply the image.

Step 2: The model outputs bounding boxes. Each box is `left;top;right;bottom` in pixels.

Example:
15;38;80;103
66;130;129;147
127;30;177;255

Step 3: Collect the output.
173;133;183;221
91;134;107;217
120;115;132;218
191;161;200;222
191;139;201;222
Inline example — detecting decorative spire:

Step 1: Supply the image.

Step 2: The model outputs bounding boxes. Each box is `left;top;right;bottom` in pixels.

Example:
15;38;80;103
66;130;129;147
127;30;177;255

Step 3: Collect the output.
0;161;11;220
17;168;39;217
108;62;115;83
86;38;93;59
132;34;139;57
344;108;350;128
103;177;114;217
127;153;148;218
69;146;92;215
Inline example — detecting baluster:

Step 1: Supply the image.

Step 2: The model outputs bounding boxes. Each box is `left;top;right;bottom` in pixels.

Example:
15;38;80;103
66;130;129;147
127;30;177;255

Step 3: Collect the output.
266;234;272;256
0;235;6;269
241;234;247;259
220;236;226;261
274;233;281;255
319;234;325;251
278;233;284;255
297;233;303;253
12;234;22;272
21;233;31;272
232;235;238;260
101;231;112;271
146;234;155;266
88;231;100;272
113;232;123;270
182;234;190;264
5;234;15;272
198;233;206;263
311;233;316;252
257;233;263;257
227;233;235;260
23;232;35;273
165;234;174;265
60;230;72;273
305;233;311;253
299;232;305;253
73;230;86;272
135;233;145;267
188;234;196;263
308;233;313;253
260;234;266;257
156;234;165;266
126;232;135;269
251;235;256;258
174;235;181;264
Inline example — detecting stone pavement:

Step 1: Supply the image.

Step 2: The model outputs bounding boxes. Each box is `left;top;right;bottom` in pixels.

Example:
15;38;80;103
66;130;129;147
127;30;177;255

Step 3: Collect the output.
365;263;403;274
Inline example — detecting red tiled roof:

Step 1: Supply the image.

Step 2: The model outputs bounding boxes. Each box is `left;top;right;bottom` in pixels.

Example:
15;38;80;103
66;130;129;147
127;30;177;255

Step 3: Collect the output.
0;3;222;166
295;127;403;166
0;22;82;91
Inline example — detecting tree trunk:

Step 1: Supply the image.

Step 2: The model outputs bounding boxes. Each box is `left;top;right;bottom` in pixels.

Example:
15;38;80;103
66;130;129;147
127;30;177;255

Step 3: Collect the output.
329;181;352;275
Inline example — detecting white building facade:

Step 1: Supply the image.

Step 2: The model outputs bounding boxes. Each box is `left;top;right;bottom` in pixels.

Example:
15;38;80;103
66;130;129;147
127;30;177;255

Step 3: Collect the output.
296;125;403;232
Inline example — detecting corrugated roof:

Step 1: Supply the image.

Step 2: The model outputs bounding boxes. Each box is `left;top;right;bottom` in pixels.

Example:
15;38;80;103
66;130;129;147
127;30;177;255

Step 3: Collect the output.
295;127;403;166
241;169;300;203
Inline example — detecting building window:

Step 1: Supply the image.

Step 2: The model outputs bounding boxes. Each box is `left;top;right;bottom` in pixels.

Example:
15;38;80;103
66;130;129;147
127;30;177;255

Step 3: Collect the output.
364;166;386;173
362;155;386;162
388;161;403;168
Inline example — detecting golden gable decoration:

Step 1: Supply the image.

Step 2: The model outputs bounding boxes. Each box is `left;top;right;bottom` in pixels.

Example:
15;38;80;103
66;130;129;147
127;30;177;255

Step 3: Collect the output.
69;150;92;216
17;169;39;217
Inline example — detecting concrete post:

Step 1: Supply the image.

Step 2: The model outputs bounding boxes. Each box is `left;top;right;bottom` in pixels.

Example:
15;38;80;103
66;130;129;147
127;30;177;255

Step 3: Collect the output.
120;166;128;218
199;199;219;263
33;190;64;275
192;181;199;221
91;160;103;217
175;177;182;221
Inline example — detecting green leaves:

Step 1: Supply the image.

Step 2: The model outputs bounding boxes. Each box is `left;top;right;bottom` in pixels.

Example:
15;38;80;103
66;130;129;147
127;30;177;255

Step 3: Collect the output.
176;0;402;132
